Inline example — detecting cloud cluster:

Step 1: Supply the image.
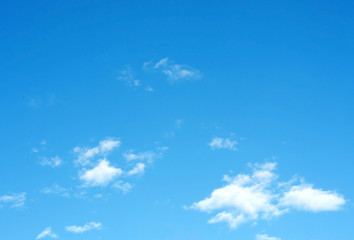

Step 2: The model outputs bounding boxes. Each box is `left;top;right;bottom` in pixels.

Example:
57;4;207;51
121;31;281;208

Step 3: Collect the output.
190;162;345;228
73;138;121;166
209;137;238;151
65;221;102;233
0;192;26;208
73;138;164;194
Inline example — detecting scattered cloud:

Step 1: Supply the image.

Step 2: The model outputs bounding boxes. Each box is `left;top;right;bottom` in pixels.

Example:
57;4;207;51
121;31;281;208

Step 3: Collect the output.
145;57;202;82
117;66;140;87
27;94;56;110
189;162;345;228
123;150;156;163
113;181;133;194
209;137;238;151
65;222;102;233
256;234;281;240
145;86;154;92
0;192;26;208
127;163;145;176
74;137;121;166
36;227;58;239
80;159;123;187
40;156;63;168
41;184;69;197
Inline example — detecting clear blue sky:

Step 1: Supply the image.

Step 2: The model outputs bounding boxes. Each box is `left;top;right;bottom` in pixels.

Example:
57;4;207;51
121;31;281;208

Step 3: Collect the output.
0;0;353;239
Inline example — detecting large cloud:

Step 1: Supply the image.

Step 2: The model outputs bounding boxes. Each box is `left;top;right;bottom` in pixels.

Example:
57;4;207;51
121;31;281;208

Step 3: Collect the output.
189;162;345;228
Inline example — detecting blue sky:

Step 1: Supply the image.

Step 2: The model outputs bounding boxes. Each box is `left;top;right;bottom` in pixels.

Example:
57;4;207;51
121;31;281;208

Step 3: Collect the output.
1;0;354;239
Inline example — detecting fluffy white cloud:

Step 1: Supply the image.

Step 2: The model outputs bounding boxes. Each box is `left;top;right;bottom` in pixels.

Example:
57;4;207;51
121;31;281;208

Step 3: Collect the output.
40;156;62;167
189;162;345;228
279;185;345;212
145;57;201;82
209;137;238;150
256;234;281;240
80;159;123;187
36;227;58;239
74;138;120;166
65;222;102;233
127;163;145;176
0;192;26;208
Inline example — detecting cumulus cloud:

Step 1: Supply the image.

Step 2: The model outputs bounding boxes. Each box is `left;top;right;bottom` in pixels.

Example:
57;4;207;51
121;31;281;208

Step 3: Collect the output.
0;192;26;208
80;159;123;187
36;227;58;239
256;234;281;240
65;222;102;233
145;57;201;82
74;138;120;166
279;185;345;212
40;156;62;168
189;162;345;228
209;137;238;151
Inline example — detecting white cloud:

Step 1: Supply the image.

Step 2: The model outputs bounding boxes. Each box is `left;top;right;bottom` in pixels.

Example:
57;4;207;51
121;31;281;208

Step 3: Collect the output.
36;227;58;239
117;66;140;87
209;137;238;151
40;156;62;168
189;162;345;228
256;234;281;240
127;163;145;176
41;184;69;197
0;192;26;208
279;185;345;212
113;181;133;194
80;159;123;187
65;222;102;233
146;57;201;82
123;150;156;163
74;137;121;166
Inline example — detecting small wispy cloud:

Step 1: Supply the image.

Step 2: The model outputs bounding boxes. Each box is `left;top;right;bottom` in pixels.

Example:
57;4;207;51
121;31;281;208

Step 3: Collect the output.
40;156;63;168
144;57;202;82
117;66;140;87
209;137;238;151
127;163;145;176
256;234;281;240
27;94;56;110
36;227;58;239
112;181;133;194
65;222;102;233
41;184;69;197
189;162;345;228
123;150;156;163
0;192;26;208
